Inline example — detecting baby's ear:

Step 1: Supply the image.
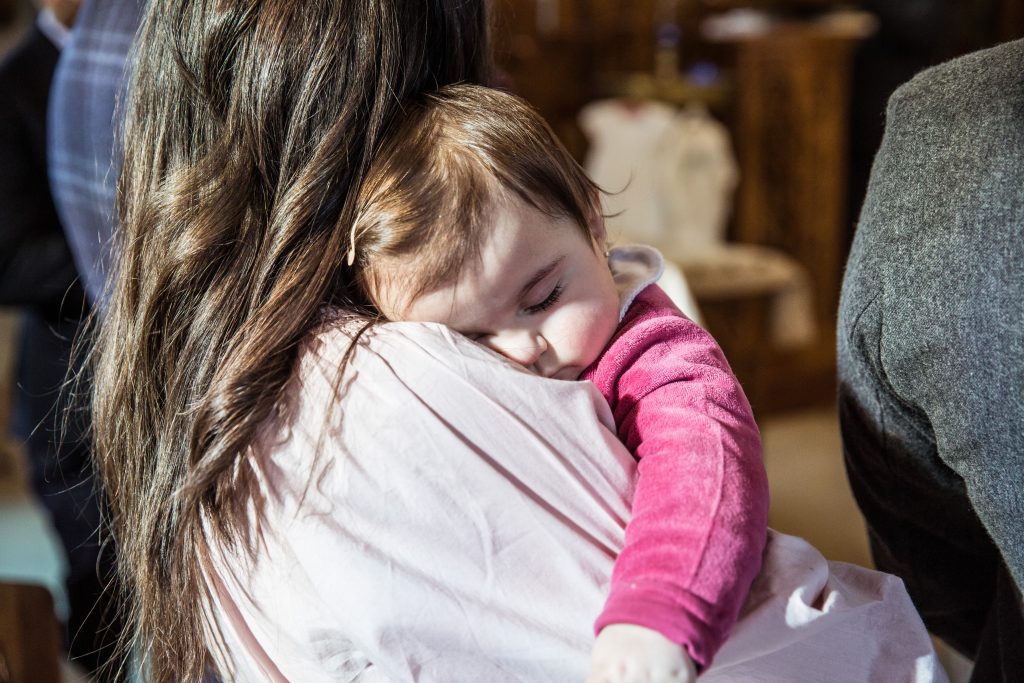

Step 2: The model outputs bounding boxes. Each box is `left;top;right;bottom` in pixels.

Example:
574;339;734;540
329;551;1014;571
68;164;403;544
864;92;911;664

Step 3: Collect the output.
588;210;608;247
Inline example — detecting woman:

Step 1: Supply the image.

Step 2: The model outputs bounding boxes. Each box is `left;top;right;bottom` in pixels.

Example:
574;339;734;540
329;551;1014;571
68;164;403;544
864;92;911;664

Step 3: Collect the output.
91;1;490;679
93;1;942;681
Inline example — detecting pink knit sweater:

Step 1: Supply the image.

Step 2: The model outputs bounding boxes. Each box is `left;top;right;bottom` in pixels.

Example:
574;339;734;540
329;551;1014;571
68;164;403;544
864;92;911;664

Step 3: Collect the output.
581;283;769;669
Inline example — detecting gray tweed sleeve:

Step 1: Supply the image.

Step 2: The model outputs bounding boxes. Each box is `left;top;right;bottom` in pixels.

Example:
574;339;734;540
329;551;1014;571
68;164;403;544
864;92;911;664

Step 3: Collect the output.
840;39;1024;591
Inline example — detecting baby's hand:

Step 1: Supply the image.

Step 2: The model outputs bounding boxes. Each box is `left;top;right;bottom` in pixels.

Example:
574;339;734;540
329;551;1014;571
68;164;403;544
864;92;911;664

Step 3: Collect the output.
585;624;698;683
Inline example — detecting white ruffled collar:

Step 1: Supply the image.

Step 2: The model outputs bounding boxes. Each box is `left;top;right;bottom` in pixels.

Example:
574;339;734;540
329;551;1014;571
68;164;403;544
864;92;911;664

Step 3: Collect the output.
608;245;664;321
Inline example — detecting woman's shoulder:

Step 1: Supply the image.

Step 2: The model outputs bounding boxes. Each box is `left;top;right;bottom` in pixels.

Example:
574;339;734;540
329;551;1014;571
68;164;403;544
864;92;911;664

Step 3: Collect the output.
887;39;1024;134
307;310;471;361
256;309;625;503
300;312;533;391
286;312;595;447
282;312;620;470
206;311;633;681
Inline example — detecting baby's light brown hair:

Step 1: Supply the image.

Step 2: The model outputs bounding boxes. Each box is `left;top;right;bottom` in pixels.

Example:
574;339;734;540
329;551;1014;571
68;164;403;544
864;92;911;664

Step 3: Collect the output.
350;83;601;311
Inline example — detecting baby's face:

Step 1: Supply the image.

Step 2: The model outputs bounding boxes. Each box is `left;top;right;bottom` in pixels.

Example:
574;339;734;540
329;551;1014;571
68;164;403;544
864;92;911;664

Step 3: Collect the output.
376;198;621;380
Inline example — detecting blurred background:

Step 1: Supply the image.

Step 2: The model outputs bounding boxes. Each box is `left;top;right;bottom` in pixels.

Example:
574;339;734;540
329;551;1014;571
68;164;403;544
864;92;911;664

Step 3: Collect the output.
483;0;1022;572
485;0;1023;416
1;0;1022;679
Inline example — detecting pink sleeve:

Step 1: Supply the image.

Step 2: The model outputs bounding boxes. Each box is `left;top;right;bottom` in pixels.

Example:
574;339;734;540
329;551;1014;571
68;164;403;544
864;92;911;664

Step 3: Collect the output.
586;286;769;670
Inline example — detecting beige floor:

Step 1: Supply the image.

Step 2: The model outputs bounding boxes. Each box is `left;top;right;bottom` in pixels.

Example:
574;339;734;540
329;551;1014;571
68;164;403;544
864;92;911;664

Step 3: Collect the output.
761;407;873;567
760;407;972;681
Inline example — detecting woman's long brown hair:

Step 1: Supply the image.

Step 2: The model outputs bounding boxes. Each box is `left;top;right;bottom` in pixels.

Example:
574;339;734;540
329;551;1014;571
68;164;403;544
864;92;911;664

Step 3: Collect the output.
90;1;491;679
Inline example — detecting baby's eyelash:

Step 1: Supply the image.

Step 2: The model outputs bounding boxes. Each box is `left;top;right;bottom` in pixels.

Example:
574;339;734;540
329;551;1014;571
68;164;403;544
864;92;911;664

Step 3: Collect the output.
525;283;563;315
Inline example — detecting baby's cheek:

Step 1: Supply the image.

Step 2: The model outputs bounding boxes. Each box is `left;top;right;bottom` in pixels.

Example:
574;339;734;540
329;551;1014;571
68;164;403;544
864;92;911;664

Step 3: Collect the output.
581;302;620;359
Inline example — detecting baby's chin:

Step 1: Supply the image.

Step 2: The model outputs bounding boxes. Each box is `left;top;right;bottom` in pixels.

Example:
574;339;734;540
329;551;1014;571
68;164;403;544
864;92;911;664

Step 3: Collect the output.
548;365;585;381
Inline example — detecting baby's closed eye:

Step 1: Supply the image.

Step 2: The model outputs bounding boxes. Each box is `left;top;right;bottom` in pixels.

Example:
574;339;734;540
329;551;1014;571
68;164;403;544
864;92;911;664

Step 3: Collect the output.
523;282;564;315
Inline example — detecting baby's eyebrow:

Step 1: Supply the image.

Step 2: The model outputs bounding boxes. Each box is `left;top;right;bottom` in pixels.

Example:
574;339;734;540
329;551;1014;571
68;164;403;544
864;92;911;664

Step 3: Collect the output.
516;255;565;303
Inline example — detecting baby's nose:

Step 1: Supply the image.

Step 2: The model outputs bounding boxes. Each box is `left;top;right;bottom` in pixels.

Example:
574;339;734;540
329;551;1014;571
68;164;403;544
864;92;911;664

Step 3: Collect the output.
491;330;547;368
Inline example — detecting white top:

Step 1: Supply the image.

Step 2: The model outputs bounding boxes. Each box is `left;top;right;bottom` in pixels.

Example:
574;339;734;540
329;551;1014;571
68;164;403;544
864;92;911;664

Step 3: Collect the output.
204;323;633;682
656;105;739;259
201;322;946;682
608;244;664;319
580;101;739;259
580;100;677;246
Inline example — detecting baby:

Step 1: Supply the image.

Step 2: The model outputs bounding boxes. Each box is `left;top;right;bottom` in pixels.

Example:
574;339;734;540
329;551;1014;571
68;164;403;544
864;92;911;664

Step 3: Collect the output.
348;84;769;682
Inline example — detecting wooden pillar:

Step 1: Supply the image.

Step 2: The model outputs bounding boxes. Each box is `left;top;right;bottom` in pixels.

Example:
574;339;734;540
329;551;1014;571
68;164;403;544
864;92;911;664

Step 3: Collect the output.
712;20;871;412
732;23;863;333
0;582;62;683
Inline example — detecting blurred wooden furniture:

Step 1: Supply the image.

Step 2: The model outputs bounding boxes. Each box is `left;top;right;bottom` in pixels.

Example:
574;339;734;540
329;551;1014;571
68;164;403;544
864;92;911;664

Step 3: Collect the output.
712;18;870;413
698;292;774;412
493;2;870;413
0;311;18;463
0;0;18;27
0;582;62;683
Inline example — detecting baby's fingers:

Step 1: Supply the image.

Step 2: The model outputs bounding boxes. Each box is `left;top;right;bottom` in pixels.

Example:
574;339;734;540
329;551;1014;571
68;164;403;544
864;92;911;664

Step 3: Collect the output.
585;662;694;683
586;624;697;683
584;662;639;683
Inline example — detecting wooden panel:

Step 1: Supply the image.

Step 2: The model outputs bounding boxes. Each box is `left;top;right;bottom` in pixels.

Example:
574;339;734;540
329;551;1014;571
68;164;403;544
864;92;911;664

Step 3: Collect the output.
706;24;863;413
997;0;1024;41
732;25;859;326
0;582;62;683
492;4;866;413
491;0;593;157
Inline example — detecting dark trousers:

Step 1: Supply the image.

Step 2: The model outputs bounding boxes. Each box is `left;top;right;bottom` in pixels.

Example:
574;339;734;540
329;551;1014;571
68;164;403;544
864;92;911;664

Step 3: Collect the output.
839;384;1024;682
13;312;124;680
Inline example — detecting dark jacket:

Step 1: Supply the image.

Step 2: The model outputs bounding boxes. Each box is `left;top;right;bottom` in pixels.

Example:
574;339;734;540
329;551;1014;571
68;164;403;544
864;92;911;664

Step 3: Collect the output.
0;24;83;317
839;38;1024;679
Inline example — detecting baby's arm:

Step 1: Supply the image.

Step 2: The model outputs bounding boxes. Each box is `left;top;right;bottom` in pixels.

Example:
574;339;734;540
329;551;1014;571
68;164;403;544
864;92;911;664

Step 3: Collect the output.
585;286;769;672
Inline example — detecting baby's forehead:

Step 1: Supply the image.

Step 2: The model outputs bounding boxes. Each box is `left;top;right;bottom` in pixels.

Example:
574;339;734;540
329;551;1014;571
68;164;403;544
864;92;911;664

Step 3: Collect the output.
368;238;488;320
368;188;592;313
374;255;501;329
383;190;521;277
